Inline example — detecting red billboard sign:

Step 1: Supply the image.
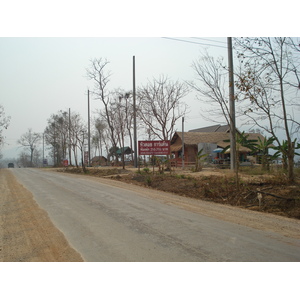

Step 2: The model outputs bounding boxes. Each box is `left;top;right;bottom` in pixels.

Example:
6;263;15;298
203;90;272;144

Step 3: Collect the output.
138;140;170;156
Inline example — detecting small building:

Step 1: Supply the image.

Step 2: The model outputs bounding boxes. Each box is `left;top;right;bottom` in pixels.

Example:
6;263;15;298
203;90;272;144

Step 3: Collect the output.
116;147;134;157
116;147;134;165
170;127;267;166
91;156;107;166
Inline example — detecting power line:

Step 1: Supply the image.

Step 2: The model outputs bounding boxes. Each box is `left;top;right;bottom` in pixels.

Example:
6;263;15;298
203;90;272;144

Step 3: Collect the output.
162;37;227;49
191;37;227;44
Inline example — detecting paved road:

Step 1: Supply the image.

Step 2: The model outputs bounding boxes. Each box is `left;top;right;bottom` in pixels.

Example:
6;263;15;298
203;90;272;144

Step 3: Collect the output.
11;168;300;262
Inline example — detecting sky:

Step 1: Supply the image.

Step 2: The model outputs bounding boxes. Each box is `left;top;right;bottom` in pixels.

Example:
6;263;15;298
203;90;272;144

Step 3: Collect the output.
0;37;229;159
0;1;298;162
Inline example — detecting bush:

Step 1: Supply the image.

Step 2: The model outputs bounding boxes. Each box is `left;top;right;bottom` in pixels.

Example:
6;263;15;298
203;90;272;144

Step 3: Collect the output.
145;176;152;186
143;167;150;174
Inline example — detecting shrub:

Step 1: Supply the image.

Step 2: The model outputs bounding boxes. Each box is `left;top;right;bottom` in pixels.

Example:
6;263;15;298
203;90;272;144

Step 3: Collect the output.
145;176;152;186
143;167;150;174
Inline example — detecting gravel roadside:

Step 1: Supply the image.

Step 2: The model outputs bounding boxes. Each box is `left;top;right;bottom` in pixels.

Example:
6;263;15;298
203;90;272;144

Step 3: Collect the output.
0;169;83;262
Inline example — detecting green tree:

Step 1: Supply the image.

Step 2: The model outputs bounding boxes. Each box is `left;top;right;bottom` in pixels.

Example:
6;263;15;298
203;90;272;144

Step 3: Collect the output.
272;139;300;170
252;136;278;171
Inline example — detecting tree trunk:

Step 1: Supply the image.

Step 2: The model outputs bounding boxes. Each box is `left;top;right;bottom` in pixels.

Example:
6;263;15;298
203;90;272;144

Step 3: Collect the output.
287;146;295;183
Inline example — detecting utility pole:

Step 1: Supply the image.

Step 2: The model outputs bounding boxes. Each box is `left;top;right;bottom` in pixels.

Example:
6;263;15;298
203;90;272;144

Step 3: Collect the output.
133;56;138;168
69;108;72;166
42;133;44;167
88;89;91;167
182;117;185;169
227;37;236;171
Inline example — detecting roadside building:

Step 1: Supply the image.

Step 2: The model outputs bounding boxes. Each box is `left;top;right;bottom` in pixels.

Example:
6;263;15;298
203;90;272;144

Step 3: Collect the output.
170;125;268;167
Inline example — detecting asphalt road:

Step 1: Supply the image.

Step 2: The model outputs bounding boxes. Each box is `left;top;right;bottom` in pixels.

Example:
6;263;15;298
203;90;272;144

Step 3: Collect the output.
11;168;300;262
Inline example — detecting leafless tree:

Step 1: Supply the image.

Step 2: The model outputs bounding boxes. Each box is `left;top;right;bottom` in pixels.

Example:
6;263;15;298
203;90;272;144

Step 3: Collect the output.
234;37;300;182
18;129;41;167
86;58;119;160
69;112;86;168
189;51;233;125
118;91;134;162
137;75;189;141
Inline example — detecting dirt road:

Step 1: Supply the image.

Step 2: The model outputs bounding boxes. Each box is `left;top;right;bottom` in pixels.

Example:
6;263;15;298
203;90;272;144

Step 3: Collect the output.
0;169;83;262
2;168;299;262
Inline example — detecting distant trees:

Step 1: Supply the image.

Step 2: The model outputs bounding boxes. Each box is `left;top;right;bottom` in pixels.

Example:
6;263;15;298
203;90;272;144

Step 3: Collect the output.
18;129;41;167
44;110;87;167
92;117;107;159
44;111;69;167
0;105;10;157
69;112;87;168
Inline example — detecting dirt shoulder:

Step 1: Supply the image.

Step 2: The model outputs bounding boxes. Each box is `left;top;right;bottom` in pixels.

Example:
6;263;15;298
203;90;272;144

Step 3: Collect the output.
0;169;83;262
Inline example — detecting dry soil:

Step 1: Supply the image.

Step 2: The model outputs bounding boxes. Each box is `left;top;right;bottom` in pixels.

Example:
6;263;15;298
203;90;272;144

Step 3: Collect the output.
0;169;83;262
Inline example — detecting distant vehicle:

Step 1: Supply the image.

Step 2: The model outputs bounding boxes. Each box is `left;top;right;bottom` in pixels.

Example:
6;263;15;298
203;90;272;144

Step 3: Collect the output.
8;163;14;168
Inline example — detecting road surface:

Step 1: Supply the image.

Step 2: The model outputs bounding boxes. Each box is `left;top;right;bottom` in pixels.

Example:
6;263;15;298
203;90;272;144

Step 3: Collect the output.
10;168;300;261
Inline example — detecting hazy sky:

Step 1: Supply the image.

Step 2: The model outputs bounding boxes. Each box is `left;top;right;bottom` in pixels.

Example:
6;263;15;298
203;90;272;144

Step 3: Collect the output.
0;37;229;159
0;1;297;160
1;1;298;296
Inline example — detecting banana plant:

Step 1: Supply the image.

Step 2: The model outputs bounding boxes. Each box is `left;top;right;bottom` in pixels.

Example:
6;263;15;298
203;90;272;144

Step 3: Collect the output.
195;148;208;171
252;136;279;171
272;138;300;170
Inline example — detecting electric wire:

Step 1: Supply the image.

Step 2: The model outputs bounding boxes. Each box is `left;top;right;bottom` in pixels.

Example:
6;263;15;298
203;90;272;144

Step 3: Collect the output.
191;37;227;44
162;37;227;49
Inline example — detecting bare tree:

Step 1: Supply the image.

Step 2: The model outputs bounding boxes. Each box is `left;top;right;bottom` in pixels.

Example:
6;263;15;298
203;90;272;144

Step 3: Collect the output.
104;90;135;168
18;129;41;167
86;58;119;161
118;91;134;162
69;112;86;168
137;75;189;141
75;127;88;172
189;51;232;125
234;37;300;182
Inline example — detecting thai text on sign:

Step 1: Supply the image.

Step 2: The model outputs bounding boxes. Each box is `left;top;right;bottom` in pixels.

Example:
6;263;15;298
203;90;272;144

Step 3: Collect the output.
138;140;170;155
